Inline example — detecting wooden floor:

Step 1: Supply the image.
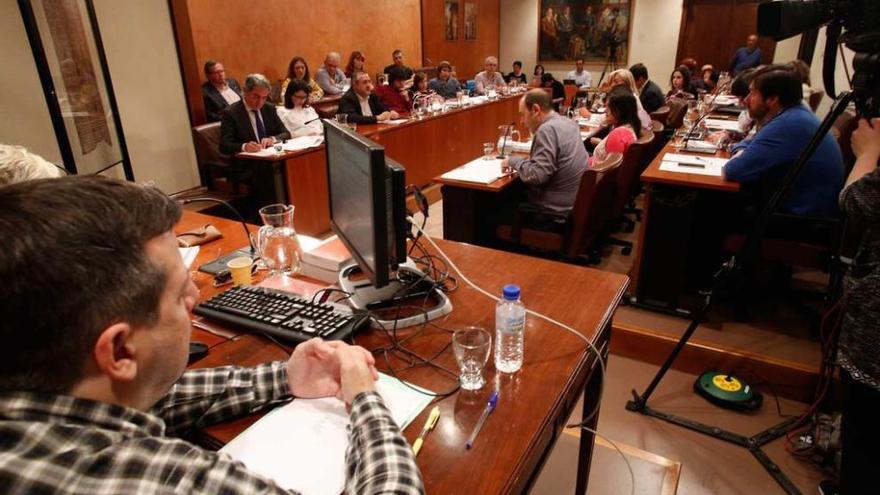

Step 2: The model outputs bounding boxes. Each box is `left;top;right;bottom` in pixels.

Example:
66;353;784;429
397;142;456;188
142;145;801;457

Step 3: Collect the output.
418;199;829;494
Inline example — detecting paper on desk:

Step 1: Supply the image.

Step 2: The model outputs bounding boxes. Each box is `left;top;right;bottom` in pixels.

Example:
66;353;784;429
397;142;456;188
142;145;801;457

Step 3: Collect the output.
384;119;409;126
238;147;283;158
440;157;507;184
283;135;324;151
659;153;728;177
178;246;199;269
219;373;433;495
683;139;719;152
704;118;742;131
713;95;740;106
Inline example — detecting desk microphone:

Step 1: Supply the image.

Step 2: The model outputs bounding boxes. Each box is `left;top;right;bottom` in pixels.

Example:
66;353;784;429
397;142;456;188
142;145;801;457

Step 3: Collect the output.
497;121;516;159
302;117;321;126
681;89;724;149
177;197;256;256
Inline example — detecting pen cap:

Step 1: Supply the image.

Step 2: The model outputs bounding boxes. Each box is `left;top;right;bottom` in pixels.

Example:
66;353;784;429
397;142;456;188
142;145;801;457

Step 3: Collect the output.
502;284;520;301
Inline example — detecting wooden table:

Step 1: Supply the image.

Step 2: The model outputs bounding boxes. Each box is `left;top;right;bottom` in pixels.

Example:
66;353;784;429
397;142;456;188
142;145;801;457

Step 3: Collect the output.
180;211;629;494
628;142;739;315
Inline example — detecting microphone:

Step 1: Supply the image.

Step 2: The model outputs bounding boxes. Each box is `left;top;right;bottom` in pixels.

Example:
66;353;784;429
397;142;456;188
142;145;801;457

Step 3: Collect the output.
497;121;516;159
302;117;321;126
177;197;256;255
681;90;724;149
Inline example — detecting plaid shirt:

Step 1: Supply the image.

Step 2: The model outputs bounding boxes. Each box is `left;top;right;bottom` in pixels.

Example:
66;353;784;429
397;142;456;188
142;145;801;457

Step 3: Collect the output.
0;362;424;494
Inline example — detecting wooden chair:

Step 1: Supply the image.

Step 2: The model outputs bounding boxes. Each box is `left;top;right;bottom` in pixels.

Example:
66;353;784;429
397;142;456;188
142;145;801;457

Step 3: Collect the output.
179;123;248;210
313;94;342;120
649;105;670;125
666;99;688;131
604;132;655;253
495;153;623;264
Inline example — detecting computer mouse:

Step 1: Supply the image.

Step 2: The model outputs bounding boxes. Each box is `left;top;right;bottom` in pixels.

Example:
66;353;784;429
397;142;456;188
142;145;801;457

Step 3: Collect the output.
188;341;209;363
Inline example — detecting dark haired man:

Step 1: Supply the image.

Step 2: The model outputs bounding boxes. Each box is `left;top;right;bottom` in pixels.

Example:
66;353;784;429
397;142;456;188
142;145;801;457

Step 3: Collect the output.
629;63;664;113
428;61;461;98
506;61;527;85
0;176;423;494
338;72;399;124
375;67;413;114
201;60;242;122
384;49;414;80
723;65;844;216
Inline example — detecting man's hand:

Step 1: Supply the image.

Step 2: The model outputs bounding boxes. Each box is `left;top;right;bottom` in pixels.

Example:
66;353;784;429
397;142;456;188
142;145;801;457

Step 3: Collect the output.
501;158;511;174
286;338;377;399
389;110;400;120
377;112;391;122
851;118;880;162
337;345;378;404
243;141;262;152
578;107;591;118
260;137;276;148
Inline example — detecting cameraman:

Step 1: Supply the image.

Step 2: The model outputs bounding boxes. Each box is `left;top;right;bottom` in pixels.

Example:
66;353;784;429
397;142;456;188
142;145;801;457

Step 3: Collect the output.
834;117;880;493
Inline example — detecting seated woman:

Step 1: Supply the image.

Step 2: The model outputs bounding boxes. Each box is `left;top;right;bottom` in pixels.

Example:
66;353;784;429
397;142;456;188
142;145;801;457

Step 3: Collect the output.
344;51;366;79
281;56;324;103
702;68;720;95
580;68;651;132
277;79;323;137
589;87;642;167
409;72;435;100
531;65;545;87
666;66;696;102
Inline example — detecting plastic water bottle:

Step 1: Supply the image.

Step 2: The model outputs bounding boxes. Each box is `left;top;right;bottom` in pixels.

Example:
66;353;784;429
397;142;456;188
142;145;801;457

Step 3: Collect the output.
495;284;525;373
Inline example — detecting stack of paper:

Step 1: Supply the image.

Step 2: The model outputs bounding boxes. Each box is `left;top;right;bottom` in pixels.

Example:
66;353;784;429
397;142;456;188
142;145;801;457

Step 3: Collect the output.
713;95;740;106
440;157;507;184
704;119;742;132
658;152;729;177
300;235;353;283
384;119;409;126
283;135;324;151
219;374;433;495
238;147;283;158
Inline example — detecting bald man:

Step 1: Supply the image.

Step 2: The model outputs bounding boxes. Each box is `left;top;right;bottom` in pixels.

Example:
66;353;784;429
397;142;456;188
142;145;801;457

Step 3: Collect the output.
315;52;347;95
730;34;762;75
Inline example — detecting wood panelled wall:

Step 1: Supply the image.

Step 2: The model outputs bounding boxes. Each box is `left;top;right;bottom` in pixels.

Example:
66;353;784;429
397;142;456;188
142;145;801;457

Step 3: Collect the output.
172;0;422;124
421;0;500;82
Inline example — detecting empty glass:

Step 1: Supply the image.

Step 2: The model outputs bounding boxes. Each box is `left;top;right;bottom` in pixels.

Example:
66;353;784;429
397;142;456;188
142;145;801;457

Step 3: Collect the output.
335;113;348;126
483;142;495;160
257;204;301;276
452;327;492;390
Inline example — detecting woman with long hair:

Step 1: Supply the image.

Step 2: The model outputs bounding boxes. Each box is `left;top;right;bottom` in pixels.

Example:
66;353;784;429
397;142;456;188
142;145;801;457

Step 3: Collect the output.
589;87;642;166
581;68;651;131
344;51;366;78
276;78;323;137
281;56;324;103
531;64;545;87
666;66;695;101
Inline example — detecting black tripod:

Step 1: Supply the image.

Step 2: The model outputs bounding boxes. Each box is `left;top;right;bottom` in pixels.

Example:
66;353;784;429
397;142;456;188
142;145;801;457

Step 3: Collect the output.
595;39;620;91
626;91;856;495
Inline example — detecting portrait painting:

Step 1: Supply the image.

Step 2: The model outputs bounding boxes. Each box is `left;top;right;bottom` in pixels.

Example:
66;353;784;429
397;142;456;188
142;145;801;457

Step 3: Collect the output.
538;0;632;63
464;2;477;40
445;0;458;40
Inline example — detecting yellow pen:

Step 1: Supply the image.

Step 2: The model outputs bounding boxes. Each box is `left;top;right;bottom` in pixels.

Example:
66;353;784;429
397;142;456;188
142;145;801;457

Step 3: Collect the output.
412;406;440;456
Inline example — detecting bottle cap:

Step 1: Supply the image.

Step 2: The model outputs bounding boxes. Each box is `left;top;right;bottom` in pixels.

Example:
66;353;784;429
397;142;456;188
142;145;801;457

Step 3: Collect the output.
502;284;520;301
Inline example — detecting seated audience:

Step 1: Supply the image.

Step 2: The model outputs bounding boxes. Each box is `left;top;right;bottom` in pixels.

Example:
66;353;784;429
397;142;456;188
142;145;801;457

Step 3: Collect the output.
707;68;758;147
589;87;642;166
220;73;290;153
0;175;424;495
666;66;696;102
383;49;414;80
0;144;64;186
409;72;434;101
201;60;242;122
566;58;592;88
531;64;545;87
338;71;399;124
428;61;461;98
281;56;324;103
506;61;527;84
315;52;347;96
501;89;588;215
679;57;701;88
474;56;506;95
722;65;844;216
345;51;366;78
703;68;720;95
375;68;412;114
730;34;762;75
790;59;814;101
277;79;323;137
629;63;664;113
541;73;565;107
581;69;651;132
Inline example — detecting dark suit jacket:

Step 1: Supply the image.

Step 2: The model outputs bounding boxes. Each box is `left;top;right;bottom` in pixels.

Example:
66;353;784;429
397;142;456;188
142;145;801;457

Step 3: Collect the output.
219;100;290;155
202;79;242;123
338;89;387;124
639;80;665;114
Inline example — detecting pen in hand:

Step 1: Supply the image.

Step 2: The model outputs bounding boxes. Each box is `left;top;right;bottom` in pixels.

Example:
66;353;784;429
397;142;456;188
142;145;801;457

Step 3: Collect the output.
412;406;440;456
466;392;498;450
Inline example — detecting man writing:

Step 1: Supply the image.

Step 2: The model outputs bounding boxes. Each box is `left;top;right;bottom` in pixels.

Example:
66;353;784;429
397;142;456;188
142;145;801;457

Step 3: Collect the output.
0;176;424;494
219;73;290;153
502;89;588;218
201;60;242;122
339;71;399;124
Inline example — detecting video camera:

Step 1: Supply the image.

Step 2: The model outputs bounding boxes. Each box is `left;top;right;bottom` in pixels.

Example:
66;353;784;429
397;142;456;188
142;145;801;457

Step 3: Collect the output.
758;0;880;117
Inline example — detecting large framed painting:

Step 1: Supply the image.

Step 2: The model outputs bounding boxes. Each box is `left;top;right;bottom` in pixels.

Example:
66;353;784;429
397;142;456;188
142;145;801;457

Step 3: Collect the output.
538;0;633;64
17;0;132;178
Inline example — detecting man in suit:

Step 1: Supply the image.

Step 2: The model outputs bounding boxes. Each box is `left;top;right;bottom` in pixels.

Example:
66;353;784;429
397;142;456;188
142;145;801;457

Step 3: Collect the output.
201;60;242;123
220;73;291;214
338;72;398;124
630;63;664;114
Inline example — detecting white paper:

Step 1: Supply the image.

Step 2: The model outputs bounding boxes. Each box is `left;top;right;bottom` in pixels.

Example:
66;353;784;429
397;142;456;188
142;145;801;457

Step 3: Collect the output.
384;119;409;126
713;95;740;106
659;152;728;177
283;135;324;151
219;374;433;495
683;140;719;152
178;246;199;269
238;147;282;158
440;157;507;184
704;118;742;131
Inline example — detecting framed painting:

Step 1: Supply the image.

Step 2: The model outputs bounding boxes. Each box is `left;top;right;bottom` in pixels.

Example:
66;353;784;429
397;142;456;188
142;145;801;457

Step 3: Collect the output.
445;0;459;40
538;0;633;64
17;0;132;178
464;2;476;41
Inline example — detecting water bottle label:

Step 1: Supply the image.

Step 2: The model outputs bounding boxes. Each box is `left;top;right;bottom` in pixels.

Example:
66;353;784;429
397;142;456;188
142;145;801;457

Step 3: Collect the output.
499;316;524;334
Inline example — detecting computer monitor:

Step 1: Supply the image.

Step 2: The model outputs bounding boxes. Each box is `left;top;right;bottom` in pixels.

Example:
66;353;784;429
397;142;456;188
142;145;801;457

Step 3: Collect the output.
324;119;407;289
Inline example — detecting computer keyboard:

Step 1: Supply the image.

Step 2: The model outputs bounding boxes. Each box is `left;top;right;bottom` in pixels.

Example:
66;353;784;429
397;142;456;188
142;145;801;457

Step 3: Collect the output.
194;285;369;346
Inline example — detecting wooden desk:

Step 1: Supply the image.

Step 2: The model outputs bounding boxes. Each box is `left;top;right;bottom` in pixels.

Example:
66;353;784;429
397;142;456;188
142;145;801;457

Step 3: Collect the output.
629;142;739;315
181;211;629;494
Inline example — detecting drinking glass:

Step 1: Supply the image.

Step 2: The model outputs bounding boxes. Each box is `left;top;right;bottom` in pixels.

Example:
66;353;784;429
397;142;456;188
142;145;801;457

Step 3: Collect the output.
483;142;495;160
335;113;348;126
452;327;491;391
673;130;686;150
257;204;301;276
273;142;283;154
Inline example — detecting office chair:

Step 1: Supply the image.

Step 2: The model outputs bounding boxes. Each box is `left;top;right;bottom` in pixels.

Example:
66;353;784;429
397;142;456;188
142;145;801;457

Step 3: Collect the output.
665;99;688;132
602;132;654;255
649;105;670;125
626;120;666;222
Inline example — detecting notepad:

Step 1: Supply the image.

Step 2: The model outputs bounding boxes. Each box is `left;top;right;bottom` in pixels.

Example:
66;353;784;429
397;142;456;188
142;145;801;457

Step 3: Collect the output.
440;157;507;184
659;153;728;177
283;135;324;151
238;147;283;158
704;118;742;132
220;373;433;495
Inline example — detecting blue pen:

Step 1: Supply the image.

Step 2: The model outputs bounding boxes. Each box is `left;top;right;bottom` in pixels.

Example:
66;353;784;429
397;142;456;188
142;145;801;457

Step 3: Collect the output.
466;392;499;449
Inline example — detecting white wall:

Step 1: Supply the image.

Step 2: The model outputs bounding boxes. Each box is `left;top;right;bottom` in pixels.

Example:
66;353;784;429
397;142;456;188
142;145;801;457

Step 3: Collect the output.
92;0;199;193
500;0;682;86
0;1;62;163
809;27;855;117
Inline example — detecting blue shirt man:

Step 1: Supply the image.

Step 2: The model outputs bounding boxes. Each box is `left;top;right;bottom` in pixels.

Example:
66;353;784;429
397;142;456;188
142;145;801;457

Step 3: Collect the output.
723;66;843;217
730;35;762;75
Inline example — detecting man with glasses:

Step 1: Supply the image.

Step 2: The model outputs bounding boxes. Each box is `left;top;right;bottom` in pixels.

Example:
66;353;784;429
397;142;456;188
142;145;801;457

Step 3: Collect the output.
315;52;348;96
338;71;399;124
201;60;242;122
